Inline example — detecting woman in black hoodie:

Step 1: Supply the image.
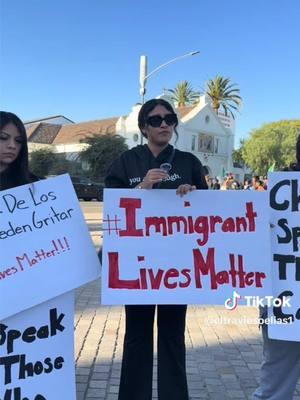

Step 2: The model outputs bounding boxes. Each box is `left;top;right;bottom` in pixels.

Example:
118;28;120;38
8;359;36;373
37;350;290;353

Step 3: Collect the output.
105;99;207;400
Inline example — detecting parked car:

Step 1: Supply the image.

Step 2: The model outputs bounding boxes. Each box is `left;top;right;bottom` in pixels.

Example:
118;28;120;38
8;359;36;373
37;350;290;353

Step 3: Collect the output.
70;176;104;201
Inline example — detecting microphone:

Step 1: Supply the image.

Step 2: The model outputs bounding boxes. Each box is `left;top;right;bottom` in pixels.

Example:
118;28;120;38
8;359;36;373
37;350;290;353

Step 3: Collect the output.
159;163;172;174
155;163;172;188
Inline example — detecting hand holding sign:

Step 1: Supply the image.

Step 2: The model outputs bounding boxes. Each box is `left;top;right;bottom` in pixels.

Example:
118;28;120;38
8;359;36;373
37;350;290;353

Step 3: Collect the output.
102;189;271;305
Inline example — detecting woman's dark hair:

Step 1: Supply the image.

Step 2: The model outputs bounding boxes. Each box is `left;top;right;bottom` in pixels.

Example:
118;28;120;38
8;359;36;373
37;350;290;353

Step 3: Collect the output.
0;111;31;190
138;98;179;142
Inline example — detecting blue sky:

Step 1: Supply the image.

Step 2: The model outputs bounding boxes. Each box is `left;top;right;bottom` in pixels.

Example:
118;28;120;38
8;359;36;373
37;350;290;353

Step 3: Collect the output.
1;0;299;147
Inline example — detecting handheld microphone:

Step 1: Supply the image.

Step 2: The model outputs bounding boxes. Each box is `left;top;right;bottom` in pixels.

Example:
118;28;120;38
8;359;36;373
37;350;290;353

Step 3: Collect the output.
159;163;172;173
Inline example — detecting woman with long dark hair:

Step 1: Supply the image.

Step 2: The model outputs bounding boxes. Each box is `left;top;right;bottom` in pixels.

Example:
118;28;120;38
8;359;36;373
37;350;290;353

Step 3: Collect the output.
0;111;37;190
105;98;207;400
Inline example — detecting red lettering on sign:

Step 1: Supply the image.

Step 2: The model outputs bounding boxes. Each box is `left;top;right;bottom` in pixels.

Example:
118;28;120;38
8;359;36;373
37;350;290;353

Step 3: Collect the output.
108;252;140;289
119;198;143;237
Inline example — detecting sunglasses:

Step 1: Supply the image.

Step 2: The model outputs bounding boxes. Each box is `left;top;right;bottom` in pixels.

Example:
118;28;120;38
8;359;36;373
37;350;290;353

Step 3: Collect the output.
146;113;178;127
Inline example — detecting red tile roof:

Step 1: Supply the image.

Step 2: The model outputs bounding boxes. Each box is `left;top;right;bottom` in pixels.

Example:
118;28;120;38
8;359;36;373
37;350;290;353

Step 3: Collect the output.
29;123;61;144
53;117;119;144
26;124;40;140
25;107;195;145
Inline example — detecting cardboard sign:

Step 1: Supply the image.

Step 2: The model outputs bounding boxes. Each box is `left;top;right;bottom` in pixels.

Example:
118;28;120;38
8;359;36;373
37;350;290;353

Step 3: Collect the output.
268;172;300;341
101;189;271;304
0;175;100;320
0;292;75;400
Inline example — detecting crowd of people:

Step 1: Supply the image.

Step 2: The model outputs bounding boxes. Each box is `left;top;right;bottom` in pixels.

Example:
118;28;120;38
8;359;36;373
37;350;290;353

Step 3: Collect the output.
205;173;268;191
1;104;299;400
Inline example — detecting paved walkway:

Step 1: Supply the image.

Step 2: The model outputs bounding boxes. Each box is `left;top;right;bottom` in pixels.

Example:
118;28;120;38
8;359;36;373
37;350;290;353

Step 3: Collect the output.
74;280;300;400
75;203;300;400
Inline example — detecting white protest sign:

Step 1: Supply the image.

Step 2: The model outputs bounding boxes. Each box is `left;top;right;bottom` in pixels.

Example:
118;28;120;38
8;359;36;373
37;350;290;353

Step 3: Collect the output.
268;172;300;341
0;291;75;400
0;174;100;321
101;189;271;305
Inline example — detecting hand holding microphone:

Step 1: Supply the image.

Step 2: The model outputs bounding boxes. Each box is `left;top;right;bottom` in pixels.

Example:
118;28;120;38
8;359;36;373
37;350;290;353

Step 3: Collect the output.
159;163;172;174
176;183;196;197
135;163;172;189
137;168;168;189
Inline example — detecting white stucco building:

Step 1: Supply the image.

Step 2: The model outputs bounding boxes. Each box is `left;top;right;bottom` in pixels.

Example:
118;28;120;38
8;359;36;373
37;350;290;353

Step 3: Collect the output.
114;95;240;180
25;95;245;181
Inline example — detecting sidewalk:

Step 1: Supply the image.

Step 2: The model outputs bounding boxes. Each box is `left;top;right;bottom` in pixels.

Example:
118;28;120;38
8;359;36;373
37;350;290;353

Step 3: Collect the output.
74;280;300;400
75;203;300;400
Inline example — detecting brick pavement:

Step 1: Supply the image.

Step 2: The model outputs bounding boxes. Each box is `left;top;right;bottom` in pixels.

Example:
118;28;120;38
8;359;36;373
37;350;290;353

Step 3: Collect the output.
75;203;300;400
75;280;300;400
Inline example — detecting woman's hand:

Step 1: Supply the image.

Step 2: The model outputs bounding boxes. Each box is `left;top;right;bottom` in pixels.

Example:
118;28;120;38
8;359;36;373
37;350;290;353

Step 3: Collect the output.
136;168;168;189
176;184;196;197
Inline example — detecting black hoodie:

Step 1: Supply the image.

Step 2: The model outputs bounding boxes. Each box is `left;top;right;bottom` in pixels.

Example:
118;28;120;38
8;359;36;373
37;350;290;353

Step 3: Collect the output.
0;170;40;190
105;144;208;190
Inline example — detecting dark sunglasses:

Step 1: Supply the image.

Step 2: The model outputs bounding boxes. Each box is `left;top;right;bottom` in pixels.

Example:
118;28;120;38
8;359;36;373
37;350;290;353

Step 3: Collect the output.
146;113;178;127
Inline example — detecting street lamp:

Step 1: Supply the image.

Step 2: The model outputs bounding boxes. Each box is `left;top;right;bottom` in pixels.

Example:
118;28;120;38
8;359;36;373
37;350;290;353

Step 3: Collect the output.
139;51;200;104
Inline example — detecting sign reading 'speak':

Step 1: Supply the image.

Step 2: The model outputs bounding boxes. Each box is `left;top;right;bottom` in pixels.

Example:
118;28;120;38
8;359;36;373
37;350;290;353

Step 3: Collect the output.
0;292;75;400
0;174;100;321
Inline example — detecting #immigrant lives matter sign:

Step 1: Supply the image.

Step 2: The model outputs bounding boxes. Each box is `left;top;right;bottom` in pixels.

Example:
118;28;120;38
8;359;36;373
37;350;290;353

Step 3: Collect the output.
101;189;271;304
268;172;300;341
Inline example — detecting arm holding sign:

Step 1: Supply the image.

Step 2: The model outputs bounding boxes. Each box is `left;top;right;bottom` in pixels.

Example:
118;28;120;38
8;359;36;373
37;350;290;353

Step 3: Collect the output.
176;154;207;196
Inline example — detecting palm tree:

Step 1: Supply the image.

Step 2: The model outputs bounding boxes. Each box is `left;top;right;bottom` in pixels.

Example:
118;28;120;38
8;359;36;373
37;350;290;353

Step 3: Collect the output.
205;76;242;119
166;81;200;107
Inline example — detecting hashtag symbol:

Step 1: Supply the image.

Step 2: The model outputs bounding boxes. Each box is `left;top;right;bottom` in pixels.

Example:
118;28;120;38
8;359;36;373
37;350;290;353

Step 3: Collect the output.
102;214;121;235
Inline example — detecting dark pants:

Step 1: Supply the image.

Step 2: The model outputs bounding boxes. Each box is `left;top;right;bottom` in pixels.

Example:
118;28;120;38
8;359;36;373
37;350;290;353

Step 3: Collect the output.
118;304;189;400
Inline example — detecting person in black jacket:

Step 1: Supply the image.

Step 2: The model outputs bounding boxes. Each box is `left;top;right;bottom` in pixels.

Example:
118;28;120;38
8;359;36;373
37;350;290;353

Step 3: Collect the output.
0;111;38;190
252;135;300;400
105;98;207;400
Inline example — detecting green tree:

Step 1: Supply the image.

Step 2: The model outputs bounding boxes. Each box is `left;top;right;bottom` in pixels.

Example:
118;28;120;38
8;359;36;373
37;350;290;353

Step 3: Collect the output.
29;148;56;177
48;156;79;175
166;81;200;107
80;134;128;179
205;75;242;119
49;154;71;175
232;139;246;168
242;120;300;175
